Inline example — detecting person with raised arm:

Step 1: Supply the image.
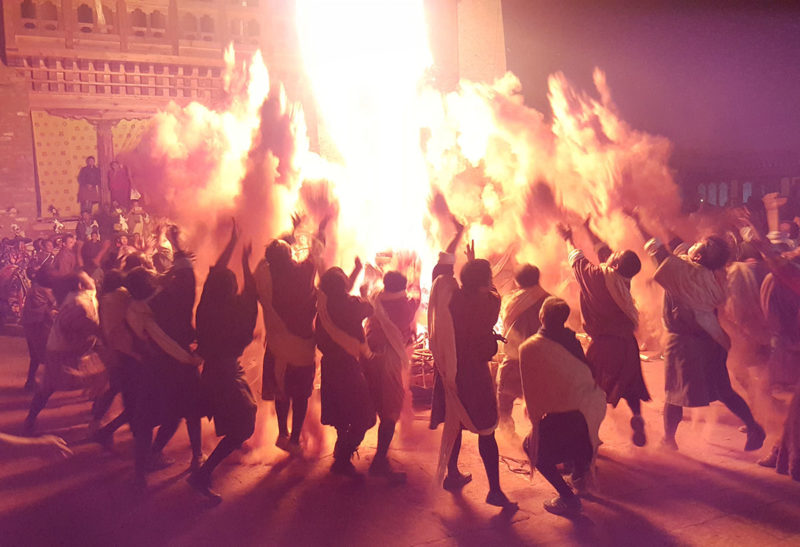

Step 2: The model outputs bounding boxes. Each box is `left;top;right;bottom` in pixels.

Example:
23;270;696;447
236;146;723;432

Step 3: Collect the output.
364;269;420;481
255;213;328;456
557;222;650;447
428;241;515;509
190;220;259;502
315;260;375;476
626;210;766;452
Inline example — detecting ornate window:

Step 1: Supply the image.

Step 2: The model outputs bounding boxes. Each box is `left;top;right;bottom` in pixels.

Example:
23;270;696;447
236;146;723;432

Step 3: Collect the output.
150;10;166;37
742;182;753;204
21;0;36;28
718;182;729;207
200;14;214;38
707;183;717;206
77;3;93;23
246;19;259;37
181;12;197;39
130;8;147;35
40;1;58;30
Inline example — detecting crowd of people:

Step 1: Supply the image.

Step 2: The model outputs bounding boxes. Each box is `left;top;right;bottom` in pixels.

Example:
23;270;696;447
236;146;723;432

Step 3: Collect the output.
6;188;800;517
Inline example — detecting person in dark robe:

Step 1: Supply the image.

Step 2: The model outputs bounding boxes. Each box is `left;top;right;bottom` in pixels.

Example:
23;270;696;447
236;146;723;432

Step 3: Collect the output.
190;221;258;502
496;264;549;436
520;297;606;517
761;271;800;391
429;252;514;508
630;214;766;452
124;266;200;489
558;223;650;447
21;267;57;391
77;156;100;214
364;270;420;479
147;227;205;471
108;161;132;209
52;234;78;278
256;215;327;456
315;263;376;476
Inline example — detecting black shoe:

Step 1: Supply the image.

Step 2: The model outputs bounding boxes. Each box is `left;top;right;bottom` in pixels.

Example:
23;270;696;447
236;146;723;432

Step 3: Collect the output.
331;459;359;477
486;489;513;507
631;415;647;447
745;423;766;452
188;471;222;503
443;471;472;491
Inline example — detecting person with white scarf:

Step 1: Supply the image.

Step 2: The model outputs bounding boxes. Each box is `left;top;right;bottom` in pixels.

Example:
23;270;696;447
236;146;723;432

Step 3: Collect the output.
315;265;376;476
557;223;650;448
364;271;419;479
637;226;765;452
520;297;606;517
497;264;549;436
428;257;514;508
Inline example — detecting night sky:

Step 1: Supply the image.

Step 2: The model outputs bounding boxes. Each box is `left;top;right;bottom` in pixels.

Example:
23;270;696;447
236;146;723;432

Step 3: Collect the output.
501;1;800;169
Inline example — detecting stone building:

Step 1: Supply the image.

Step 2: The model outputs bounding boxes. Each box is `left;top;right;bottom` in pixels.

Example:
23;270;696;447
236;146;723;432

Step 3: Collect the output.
0;0;312;231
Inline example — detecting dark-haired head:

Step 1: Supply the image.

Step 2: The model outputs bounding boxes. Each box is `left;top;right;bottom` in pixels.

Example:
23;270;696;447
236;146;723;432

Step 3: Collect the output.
609;250;642;279
514;264;540;288
383;271;407;293
460;259;492;291
125;267;156;300
265;239;293;268
539;296;571;330
689;236;730;271
319;267;348;297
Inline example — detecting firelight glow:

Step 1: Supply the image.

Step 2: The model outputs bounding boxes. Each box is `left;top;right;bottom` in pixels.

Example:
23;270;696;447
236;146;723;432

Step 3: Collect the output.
295;0;434;262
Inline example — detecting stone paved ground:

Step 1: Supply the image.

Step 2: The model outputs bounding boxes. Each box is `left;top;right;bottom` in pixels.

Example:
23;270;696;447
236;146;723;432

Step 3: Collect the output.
1;333;798;547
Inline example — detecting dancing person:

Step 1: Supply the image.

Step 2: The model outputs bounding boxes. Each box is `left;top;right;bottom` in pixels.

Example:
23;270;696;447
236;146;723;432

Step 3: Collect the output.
496;264;549;436
629;216;766;451
520;297;606;517
428;248;514;508
90;270;133;449
147;227;205;471
315;262;376;476
557;223;650;447
364;270;420;480
24;272;101;434
191;221;259;502
21;267;57;391
256;214;327;456
124;267;201;488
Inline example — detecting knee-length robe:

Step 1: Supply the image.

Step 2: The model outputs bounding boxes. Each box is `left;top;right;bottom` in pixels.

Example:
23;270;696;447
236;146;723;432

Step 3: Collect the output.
196;265;258;440
569;249;649;405
651;252;734;407
315;291;376;433
364;291;419;422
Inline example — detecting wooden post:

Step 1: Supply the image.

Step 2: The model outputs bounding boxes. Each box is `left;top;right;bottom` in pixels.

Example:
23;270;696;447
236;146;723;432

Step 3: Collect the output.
117;0;128;52
94;119;115;206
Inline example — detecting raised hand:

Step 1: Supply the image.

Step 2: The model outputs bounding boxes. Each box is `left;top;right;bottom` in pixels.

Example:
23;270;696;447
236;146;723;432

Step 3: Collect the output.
465;239;476;262
242;241;252;263
762;192;787;211
354;256;362;272
556;223;573;242
291;211;304;231
230;217;239;244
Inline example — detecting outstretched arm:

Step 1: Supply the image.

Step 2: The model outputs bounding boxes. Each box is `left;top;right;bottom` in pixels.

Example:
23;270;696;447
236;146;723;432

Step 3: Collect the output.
445;214;465;255
583;215;613;262
347;256;363;292
556;223;576;253
214;219;238;269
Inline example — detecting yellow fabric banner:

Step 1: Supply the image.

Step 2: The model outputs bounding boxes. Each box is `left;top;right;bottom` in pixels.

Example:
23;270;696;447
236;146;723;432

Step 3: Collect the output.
112;118;152;156
31;111;98;218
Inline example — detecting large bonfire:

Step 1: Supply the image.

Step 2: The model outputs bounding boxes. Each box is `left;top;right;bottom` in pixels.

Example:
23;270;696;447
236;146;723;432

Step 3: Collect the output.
122;0;682;345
